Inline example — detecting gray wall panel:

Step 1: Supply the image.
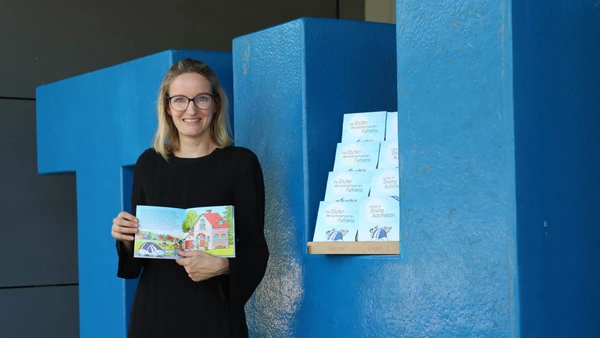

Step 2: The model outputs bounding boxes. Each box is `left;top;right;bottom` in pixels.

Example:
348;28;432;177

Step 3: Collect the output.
340;0;365;21
0;99;77;287
0;286;79;338
0;0;340;98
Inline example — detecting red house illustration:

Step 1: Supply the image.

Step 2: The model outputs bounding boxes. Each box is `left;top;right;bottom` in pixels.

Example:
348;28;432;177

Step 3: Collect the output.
192;209;231;250
183;231;195;250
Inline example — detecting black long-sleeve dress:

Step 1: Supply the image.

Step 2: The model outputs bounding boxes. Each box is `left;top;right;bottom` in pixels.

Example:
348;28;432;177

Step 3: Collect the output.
116;146;269;338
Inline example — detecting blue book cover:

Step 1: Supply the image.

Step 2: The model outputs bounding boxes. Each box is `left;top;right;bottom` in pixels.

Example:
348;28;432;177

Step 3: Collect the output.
313;201;359;242
324;171;373;202
356;197;400;242
134;205;235;259
377;140;399;169
333;142;381;172
369;168;400;198
341;111;387;143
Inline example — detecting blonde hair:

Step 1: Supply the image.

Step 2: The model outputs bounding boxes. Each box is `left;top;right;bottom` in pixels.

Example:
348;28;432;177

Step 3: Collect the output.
152;58;233;160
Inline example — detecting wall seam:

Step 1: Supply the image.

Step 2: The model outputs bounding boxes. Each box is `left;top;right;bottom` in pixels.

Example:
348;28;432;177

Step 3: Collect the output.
0;96;35;101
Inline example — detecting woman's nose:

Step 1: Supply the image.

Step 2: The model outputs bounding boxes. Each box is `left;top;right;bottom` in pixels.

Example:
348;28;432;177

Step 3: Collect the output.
186;102;198;114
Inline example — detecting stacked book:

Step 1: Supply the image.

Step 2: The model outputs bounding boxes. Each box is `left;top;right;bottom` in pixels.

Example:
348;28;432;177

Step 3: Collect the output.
313;111;400;243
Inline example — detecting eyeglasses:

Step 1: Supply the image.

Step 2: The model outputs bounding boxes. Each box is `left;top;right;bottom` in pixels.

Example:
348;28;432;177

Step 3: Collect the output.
167;93;216;111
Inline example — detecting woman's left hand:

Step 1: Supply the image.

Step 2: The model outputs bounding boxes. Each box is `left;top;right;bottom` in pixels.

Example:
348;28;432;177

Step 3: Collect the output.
175;249;230;282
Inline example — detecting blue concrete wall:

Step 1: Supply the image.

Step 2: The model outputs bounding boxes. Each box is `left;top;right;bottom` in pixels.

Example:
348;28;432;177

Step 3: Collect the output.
233;18;398;336
235;14;519;336
36;50;233;338
512;1;600;337
397;1;518;335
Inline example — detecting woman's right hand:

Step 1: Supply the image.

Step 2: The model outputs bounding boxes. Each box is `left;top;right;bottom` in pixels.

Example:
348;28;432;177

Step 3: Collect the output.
111;211;139;242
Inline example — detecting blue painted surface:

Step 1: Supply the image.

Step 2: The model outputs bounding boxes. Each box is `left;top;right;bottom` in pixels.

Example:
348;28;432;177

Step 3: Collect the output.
36;50;233;338
512;1;600;337
233;18;399;337
396;1;518;336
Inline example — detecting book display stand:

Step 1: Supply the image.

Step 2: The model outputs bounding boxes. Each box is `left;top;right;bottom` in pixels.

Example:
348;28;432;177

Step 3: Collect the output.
308;111;400;255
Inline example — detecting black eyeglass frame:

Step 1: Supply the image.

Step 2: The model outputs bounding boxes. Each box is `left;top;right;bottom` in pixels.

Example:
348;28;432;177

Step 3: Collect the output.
166;93;217;111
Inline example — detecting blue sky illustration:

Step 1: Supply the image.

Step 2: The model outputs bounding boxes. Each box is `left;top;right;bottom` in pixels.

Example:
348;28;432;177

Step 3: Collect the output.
136;205;185;233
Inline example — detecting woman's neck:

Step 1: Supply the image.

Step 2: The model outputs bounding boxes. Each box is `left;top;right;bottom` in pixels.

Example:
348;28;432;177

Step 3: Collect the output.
174;136;216;158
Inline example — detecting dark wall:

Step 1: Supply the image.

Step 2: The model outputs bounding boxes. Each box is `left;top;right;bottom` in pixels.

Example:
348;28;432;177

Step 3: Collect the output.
513;1;600;337
0;1;362;336
0;0;360;99
0;99;79;337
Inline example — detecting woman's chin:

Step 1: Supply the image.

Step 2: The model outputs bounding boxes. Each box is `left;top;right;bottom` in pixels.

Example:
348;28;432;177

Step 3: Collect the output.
178;129;209;139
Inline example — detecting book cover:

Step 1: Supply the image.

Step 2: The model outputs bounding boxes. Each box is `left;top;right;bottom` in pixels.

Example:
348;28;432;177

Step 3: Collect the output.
312;201;359;242
134;205;235;259
385;111;398;141
324;171;373;202
356;196;400;242
369;168;400;198
377;140;399;169
341;111;387;143
332;142;381;172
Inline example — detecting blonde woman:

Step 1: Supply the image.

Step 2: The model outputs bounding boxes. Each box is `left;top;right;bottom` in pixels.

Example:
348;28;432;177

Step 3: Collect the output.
111;58;269;338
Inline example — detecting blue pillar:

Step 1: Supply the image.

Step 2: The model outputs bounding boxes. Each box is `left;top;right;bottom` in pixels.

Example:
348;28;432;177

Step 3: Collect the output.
233;18;398;337
36;50;233;338
396;0;518;336
513;1;600;337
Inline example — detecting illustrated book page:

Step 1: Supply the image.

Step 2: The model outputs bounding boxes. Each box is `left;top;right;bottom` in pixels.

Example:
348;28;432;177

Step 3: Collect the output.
134;205;235;259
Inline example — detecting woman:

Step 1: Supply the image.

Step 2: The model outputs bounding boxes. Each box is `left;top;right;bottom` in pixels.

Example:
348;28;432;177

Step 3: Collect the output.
111;58;269;337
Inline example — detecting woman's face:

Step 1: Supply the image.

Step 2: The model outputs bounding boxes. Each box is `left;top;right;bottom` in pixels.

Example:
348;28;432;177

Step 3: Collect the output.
167;72;215;143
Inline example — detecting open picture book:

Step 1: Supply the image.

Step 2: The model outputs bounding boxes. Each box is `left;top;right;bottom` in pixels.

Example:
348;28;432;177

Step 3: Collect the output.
134;205;235;259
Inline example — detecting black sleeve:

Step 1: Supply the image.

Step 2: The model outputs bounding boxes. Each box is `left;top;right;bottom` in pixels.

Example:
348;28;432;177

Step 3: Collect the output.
218;150;269;309
116;153;147;279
